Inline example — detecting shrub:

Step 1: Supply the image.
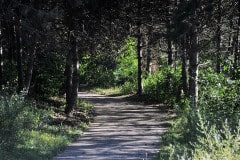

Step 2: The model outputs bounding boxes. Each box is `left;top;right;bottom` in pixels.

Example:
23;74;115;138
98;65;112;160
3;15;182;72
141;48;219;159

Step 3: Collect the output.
199;69;240;128
114;37;138;85
159;70;240;160
0;92;40;157
144;66;181;104
79;54;116;88
120;81;137;95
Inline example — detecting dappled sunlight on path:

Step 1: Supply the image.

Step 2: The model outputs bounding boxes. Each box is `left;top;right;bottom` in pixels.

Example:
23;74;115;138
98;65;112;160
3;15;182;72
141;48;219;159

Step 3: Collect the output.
53;92;170;160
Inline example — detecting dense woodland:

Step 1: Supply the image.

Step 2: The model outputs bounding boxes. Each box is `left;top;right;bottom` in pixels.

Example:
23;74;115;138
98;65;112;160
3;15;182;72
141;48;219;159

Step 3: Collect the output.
0;0;240;159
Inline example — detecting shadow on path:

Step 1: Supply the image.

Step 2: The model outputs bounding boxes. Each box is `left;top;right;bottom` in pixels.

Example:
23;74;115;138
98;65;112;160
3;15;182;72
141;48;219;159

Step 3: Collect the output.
53;92;172;160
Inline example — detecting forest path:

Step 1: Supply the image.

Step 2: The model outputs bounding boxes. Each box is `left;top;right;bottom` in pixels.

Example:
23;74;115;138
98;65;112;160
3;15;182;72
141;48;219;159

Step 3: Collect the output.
53;92;172;160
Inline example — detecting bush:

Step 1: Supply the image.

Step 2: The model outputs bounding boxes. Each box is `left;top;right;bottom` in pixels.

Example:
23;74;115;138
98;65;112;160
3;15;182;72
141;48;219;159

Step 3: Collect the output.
199;69;240;128
79;54;116;87
159;70;240;160
0;92;40;157
114;37;138;85
144;66;181;104
120;81;137;95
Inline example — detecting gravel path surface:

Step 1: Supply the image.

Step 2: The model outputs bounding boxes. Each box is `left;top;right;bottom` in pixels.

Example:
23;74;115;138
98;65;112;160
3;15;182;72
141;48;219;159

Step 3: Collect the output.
53;92;170;160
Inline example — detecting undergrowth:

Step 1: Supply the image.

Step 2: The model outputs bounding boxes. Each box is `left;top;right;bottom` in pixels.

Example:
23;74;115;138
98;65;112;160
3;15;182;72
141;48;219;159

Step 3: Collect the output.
0;91;93;160
158;71;240;160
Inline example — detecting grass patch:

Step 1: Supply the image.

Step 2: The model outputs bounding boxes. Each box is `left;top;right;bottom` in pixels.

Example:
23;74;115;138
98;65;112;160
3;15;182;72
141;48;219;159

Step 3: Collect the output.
91;87;122;96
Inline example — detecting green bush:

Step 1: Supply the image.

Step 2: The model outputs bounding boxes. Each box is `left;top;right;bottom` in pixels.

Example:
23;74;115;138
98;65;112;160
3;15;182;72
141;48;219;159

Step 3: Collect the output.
159;70;240;160
199;69;240;128
33;52;65;97
79;54;115;87
120;81;137;95
114;37;138;85
144;66;181;104
0;93;40;157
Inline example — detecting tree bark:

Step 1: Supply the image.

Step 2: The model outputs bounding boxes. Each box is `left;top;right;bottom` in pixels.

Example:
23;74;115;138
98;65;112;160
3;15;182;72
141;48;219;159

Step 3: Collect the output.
181;35;188;96
137;0;143;96
216;0;222;73
65;31;79;115
233;2;240;79
188;25;198;108
0;20;3;90
146;43;153;75
24;46;36;94
65;32;73;115
70;33;79;114
167;21;173;66
146;28;153;75
16;23;24;93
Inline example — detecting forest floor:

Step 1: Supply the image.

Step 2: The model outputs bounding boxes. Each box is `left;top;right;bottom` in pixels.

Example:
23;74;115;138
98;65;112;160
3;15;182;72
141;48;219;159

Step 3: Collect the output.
53;92;175;160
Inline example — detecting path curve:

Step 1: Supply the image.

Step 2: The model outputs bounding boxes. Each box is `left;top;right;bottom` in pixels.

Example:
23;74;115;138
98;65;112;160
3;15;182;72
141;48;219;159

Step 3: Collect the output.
53;92;170;160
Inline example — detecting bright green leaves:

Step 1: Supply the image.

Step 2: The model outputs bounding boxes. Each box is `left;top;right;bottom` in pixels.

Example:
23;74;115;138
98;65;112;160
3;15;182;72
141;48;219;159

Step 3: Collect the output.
114;37;138;85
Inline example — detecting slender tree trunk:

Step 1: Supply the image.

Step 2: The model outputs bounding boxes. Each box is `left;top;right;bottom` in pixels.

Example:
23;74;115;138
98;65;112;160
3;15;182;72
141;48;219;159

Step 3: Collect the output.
167;24;173;67
24;46;36;94
216;0;222;73
65;31;79;115
166;1;173;67
65;32;73;115
188;24;199;108
146;29;153;75
70;33;79;114
181;36;188;96
0;20;3;90
8;23;15;63
233;3;240;79
137;0;143;96
228;16;233;55
146;44;153;75
16;23;24;93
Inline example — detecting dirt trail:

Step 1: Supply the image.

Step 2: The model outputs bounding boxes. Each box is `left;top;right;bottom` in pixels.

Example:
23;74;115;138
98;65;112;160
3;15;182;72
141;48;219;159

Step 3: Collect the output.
53;92;171;160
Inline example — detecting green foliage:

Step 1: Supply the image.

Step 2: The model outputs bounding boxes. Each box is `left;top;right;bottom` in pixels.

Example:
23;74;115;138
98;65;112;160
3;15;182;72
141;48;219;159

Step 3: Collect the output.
0;92;40;157
159;71;240;160
120;81;137;95
199;69;240;127
160;113;240;160
144;66;181;104
114;37;138;85
33;52;65;97
190;120;240;160
79;54;115;87
0;92;92;160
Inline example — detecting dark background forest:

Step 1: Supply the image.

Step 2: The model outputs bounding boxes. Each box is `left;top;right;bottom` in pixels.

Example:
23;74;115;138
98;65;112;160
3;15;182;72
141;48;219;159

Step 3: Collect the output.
0;0;239;159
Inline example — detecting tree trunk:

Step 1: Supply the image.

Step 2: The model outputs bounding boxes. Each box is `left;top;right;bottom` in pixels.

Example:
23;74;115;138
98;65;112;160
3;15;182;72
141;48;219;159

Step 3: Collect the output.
0;20;3;90
146;44;153;75
146;29;153;75
216;0;222;73
16;23;24;93
166;2;173;67
65;31;79;115
181;36;188;96
167;24;173;67
8;23;15;63
24;46;36;94
70;33;79;114
228;16;233;55
65;33;73;115
188;25;199;108
137;0;143;96
233;3;240;79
